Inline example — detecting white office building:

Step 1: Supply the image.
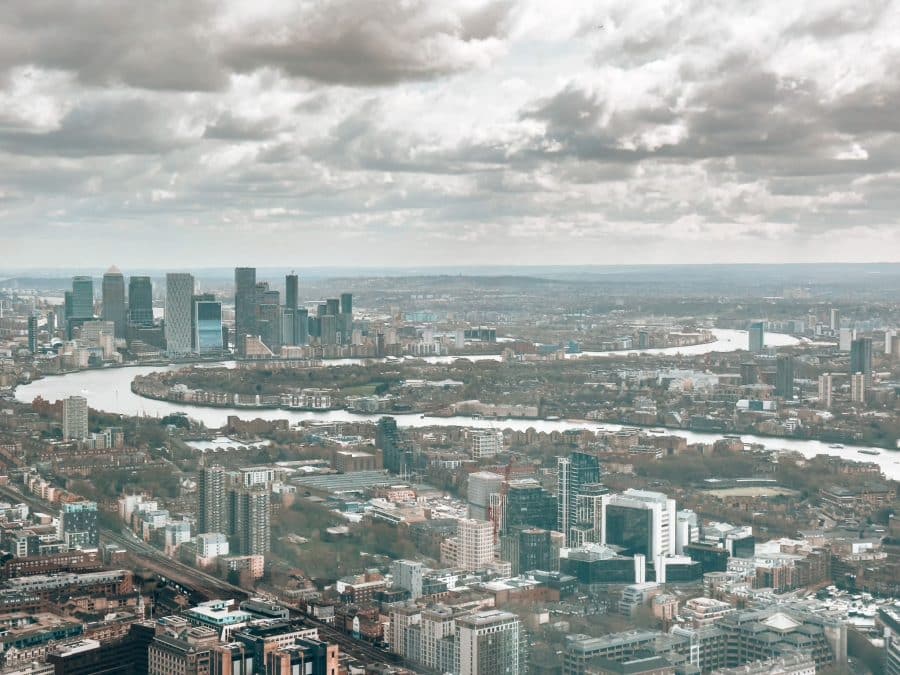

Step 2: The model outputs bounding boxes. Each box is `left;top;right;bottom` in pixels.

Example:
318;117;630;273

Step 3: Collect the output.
469;430;502;460
467;471;503;521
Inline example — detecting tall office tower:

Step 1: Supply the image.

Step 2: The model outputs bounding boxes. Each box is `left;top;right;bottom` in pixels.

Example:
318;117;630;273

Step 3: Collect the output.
285;273;299;310
234;267;257;355
467;471;503;521
739;362;758;385
164;273;194;356
886;329;896;355
128;276;154;326
818;373;833;409
71;276;94;319
68;275;94;337
58;501;99;549
62;395;89;440
830;308;840;331
457;519;495;571
231;487;271;556
839;328;854;352
198;466;229;535
281;308;295;346
748;321;765;353
604;489;677;561
340;292;353;344
320;314;337;346
505;479;557;533
101;266;127;338
325;298;340;316
377;416;413;474
456;610;524;675
850;337;873;387
557;452;601;546
27;314;37;353
193;295;223;353
675;509;699;554
63;291;73;324
880;607;900;675
258;301;282;352
317;303;327;318
775;355;794;399
295;308;309;346
850;372;867;404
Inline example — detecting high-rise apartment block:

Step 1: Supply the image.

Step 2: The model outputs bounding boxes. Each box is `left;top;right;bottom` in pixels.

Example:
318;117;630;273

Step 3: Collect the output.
850;337;873;387
198;466;229;536
748;322;765;353
818;373;833;409
456;610;525;675
164;273;195;356
775;355;794;399
456;519;495;571
62;395;89;441
470;430;502;460
558;452;602;546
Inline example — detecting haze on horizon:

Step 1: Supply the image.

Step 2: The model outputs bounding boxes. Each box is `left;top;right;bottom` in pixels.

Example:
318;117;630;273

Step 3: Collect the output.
2;1;900;267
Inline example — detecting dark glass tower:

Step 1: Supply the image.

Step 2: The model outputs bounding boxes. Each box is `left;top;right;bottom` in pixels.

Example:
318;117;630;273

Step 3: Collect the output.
234;267;257;355
850;337;873;387
285;273;299;310
775;354;794;399
101;266;127;337
128;276;154;327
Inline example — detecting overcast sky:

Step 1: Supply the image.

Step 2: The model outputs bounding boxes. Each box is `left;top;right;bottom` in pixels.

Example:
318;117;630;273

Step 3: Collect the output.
1;0;899;268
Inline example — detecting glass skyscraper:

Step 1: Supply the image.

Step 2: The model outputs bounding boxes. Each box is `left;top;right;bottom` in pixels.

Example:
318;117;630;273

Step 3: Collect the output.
558;451;602;546
748;321;765;353
128;276;154;326
193;296;223;353
101;266;127;338
234;267;257;355
70;276;94;319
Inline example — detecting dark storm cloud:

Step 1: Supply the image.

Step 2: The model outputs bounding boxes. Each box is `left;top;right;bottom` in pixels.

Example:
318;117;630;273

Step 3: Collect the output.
0;1;226;91
223;0;511;86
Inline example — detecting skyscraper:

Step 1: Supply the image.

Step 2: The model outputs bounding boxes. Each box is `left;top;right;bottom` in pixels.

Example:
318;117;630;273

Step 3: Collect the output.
101;266;127;338
128;276;154;326
775;355;794;399
456;610;524;675
193;296;223;353
258;291;282;352
505;479;557;534
234;267;257;356
340;292;353;344
293;308;309;346
71;276;94;319
748;321;765;353
62;395;89;441
164;273;194;356
231;487;270;556
325;298;340;316
27;314;37;353
198;466;229;535
340;292;352;316
818;373;833;409
320;314;337;346
830;308;840;331
558;452;601;546
285;273;299;310
850;337;873;387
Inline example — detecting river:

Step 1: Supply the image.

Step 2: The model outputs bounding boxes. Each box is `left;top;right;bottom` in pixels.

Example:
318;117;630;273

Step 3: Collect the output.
14;329;897;479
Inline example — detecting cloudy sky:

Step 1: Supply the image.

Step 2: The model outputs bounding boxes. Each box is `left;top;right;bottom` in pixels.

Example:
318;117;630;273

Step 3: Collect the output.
1;0;899;268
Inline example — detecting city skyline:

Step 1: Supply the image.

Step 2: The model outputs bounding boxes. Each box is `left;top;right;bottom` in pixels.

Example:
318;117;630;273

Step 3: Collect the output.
2;1;900;266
